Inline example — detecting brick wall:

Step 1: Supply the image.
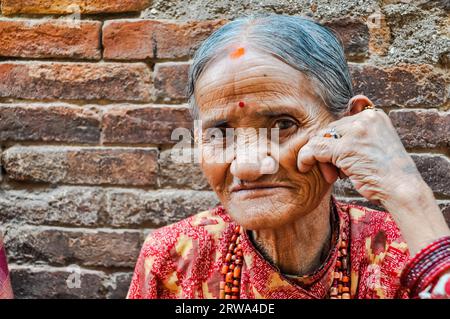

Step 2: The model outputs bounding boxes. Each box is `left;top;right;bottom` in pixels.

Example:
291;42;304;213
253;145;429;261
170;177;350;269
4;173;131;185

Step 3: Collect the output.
0;0;449;298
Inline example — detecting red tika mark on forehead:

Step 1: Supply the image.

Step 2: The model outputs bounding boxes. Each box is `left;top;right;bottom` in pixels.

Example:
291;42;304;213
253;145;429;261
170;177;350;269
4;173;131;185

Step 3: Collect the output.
230;47;245;59
238;101;245;108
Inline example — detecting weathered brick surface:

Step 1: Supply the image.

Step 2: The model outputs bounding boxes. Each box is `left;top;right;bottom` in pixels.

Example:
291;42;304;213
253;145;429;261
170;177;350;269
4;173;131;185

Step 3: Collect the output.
333;176;360;197
0;187;218;228
10;265;107;299
153;62;190;102
323;17;369;60
0;2;449;300
105;189;218;227
2;146;158;186
0;62;152;102
335;196;386;212
412;154;450;198
367;12;391;56
1;0;150;15
0;19;101;59
159;148;210;190
10;265;132;299
350;64;447;108
0;148;2;183
0;187;102;227
103;19;226;60
335;154;450;198
389;109;450;149
102;105;192;145
440;201;450;227
106;272;133;299
5;226;142;268
103;17;370;61
0;104;100;144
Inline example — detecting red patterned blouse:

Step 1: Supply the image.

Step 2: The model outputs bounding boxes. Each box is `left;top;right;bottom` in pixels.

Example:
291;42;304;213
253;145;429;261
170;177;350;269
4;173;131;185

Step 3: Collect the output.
127;199;450;299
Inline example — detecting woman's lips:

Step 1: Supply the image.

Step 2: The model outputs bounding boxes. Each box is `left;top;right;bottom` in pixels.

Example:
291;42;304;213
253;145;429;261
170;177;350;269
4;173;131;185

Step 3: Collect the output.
230;183;292;195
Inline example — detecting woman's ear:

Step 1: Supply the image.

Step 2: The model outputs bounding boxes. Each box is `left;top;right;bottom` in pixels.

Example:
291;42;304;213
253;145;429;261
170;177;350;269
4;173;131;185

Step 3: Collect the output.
346;95;374;116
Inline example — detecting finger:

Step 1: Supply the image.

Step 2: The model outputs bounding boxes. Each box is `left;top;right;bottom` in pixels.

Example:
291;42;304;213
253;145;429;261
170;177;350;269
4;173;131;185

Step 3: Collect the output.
318;162;339;184
297;136;339;173
316;113;358;134
297;162;315;173
315;121;351;139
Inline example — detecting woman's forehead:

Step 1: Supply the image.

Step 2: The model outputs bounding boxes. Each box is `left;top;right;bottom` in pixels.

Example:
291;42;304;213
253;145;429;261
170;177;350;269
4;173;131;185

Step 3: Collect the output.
196;50;302;94
195;50;324;124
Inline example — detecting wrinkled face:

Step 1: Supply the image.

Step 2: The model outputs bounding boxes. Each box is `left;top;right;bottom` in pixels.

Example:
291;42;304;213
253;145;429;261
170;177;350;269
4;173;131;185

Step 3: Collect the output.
195;48;335;230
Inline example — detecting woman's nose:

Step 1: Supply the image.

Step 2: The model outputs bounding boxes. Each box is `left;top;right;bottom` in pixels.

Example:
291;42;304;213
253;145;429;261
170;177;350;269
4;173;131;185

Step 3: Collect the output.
230;155;277;182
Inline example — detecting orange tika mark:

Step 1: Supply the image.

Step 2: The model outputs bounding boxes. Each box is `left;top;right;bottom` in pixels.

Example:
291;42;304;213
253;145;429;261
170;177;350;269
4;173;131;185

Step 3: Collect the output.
230;47;245;59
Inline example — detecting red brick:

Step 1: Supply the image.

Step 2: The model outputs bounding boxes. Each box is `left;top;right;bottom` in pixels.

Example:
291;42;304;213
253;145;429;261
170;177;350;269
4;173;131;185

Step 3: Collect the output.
103;19;226;60
350;64;447;108
0;103;100;144
323;17;369;60
2;146;158;186
1;0;150;15
153;62;190;102
102;105;192;145
389;109;450;149
0;62;151;102
0;19;101;59
5;226;142;268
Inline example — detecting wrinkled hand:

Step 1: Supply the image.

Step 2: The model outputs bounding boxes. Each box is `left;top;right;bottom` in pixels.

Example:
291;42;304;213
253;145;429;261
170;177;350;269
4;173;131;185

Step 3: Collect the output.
297;109;423;205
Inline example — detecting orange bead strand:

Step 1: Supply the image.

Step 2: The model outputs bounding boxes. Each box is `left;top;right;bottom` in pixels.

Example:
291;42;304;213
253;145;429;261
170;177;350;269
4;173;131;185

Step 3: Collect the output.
329;232;351;299
220;225;243;299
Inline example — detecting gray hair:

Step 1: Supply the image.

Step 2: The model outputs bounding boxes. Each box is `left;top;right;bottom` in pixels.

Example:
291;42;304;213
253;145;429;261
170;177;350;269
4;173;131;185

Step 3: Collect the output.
187;15;354;119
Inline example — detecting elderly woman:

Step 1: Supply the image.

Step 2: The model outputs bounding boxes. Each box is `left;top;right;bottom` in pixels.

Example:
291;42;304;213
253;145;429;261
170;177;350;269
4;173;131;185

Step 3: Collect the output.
127;15;450;299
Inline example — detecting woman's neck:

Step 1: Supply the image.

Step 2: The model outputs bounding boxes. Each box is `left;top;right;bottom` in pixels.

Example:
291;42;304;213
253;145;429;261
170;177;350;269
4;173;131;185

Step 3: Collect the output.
250;195;332;275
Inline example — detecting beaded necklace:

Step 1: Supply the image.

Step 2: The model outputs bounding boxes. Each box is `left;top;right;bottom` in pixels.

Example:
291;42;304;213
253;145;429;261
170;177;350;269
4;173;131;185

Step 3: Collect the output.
219;207;350;299
329;230;351;299
220;225;243;299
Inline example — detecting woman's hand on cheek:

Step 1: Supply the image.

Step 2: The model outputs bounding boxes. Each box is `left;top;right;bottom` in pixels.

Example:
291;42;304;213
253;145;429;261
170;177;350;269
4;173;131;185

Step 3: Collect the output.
296;107;450;255
296;108;425;206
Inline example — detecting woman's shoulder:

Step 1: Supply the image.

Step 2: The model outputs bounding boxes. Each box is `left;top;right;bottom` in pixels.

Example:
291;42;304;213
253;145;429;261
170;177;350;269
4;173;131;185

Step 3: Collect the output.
335;200;411;298
336;199;409;258
336;199;404;237
128;206;232;298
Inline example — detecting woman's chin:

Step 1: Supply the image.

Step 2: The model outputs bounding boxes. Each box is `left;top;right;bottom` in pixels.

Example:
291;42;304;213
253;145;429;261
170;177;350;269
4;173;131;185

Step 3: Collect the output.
225;193;302;230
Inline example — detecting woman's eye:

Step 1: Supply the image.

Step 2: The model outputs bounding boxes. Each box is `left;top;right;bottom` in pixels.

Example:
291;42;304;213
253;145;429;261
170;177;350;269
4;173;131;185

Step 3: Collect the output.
203;127;227;144
274;118;297;130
